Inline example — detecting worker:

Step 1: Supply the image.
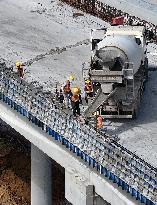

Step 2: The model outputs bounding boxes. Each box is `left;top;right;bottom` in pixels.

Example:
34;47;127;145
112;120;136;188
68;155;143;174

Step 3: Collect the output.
58;89;64;109
84;79;93;103
55;89;60;101
71;87;81;117
69;74;75;81
63;80;71;108
16;61;24;78
69;74;75;86
96;115;103;129
59;89;64;103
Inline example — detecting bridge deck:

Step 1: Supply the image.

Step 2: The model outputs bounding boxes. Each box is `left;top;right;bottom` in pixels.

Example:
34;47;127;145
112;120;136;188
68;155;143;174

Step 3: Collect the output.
0;0;157;180
0;0;157;167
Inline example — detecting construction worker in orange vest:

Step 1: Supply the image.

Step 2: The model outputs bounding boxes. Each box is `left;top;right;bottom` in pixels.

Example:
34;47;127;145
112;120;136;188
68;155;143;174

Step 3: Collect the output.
16;61;24;78
63;80;72;108
84;79;93;103
96;115;103;129
71;87;81;117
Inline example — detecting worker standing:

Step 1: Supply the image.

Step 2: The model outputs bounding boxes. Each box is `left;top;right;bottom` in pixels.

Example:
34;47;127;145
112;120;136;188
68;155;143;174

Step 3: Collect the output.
55;89;60;101
96;115;107;134
63;80;71;108
69;74;75;86
84;79;93;103
71;87;81;117
96;115;103;129
59;89;64;109
16;61;24;78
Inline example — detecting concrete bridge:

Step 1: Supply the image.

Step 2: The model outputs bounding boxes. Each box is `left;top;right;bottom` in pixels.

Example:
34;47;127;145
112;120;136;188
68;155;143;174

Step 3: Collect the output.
0;63;156;205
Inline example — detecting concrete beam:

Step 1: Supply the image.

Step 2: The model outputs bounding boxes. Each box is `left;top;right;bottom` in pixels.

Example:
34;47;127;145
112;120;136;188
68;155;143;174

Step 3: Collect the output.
90;172;141;205
31;144;52;205
95;194;110;205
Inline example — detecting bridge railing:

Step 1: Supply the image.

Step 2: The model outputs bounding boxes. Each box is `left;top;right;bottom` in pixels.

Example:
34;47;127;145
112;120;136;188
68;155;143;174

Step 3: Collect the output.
61;0;157;43
0;64;156;205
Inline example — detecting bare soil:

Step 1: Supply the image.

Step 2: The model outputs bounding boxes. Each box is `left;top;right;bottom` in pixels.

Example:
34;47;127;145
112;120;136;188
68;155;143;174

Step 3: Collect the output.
0;141;31;205
0;120;71;205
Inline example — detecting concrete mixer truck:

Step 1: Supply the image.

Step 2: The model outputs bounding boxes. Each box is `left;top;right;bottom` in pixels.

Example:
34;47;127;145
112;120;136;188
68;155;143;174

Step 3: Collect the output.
83;25;148;119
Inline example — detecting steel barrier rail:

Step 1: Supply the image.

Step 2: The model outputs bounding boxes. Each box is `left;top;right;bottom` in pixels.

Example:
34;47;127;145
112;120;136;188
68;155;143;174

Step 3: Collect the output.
61;0;157;43
0;64;157;205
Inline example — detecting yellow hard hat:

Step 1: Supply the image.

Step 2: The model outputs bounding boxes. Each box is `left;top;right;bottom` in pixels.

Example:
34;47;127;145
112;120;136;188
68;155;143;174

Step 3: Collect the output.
16;61;22;67
72;87;79;95
70;75;74;81
85;79;91;84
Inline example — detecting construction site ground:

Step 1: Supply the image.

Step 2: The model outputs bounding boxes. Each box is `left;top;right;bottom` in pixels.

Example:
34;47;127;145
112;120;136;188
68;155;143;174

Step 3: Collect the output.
0;121;31;205
0;0;157;202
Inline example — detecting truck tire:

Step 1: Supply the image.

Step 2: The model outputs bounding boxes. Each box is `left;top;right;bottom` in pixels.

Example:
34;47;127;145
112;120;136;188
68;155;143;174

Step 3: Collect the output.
132;108;138;119
144;57;149;82
133;94;140;119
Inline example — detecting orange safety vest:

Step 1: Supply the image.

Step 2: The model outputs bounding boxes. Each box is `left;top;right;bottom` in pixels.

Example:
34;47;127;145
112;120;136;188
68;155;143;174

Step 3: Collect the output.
71;95;79;103
17;65;23;70
97;115;103;129
63;84;71;94
17;65;24;78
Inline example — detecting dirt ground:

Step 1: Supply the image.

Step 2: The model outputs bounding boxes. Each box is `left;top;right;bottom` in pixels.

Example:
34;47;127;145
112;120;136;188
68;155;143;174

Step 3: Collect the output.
0;119;71;205
0;140;31;205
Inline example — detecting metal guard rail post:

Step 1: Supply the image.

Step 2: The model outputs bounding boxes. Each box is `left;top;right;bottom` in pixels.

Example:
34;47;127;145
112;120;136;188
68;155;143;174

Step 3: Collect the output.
0;65;156;205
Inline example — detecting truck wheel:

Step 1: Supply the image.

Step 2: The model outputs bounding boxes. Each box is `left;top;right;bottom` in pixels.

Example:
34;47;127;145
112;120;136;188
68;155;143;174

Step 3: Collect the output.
144;58;149;82
142;82;146;92
132;109;138;119
132;102;139;119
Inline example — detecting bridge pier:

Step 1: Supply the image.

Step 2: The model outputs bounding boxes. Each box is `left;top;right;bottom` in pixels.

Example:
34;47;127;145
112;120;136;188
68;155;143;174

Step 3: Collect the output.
31;144;52;205
65;168;94;205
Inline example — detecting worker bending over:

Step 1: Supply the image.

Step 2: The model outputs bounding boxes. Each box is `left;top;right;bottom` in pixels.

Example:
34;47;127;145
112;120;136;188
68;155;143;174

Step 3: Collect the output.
16;61;24;78
96;115;103;129
96;114;107;134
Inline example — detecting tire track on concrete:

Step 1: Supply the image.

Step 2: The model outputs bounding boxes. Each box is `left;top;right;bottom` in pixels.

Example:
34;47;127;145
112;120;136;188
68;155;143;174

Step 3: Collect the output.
24;39;90;66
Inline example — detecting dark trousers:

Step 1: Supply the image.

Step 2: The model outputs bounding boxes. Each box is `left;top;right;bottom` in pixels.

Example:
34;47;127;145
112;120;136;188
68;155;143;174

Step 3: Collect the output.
18;68;24;78
72;101;80;116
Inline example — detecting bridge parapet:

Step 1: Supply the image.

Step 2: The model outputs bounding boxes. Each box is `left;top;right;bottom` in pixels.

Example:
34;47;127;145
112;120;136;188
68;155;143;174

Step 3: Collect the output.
61;0;157;43
0;63;156;205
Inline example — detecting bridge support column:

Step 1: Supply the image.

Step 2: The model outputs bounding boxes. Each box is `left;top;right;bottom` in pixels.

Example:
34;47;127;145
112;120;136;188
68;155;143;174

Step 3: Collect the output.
65;168;94;205
31;144;52;205
94;194;111;205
